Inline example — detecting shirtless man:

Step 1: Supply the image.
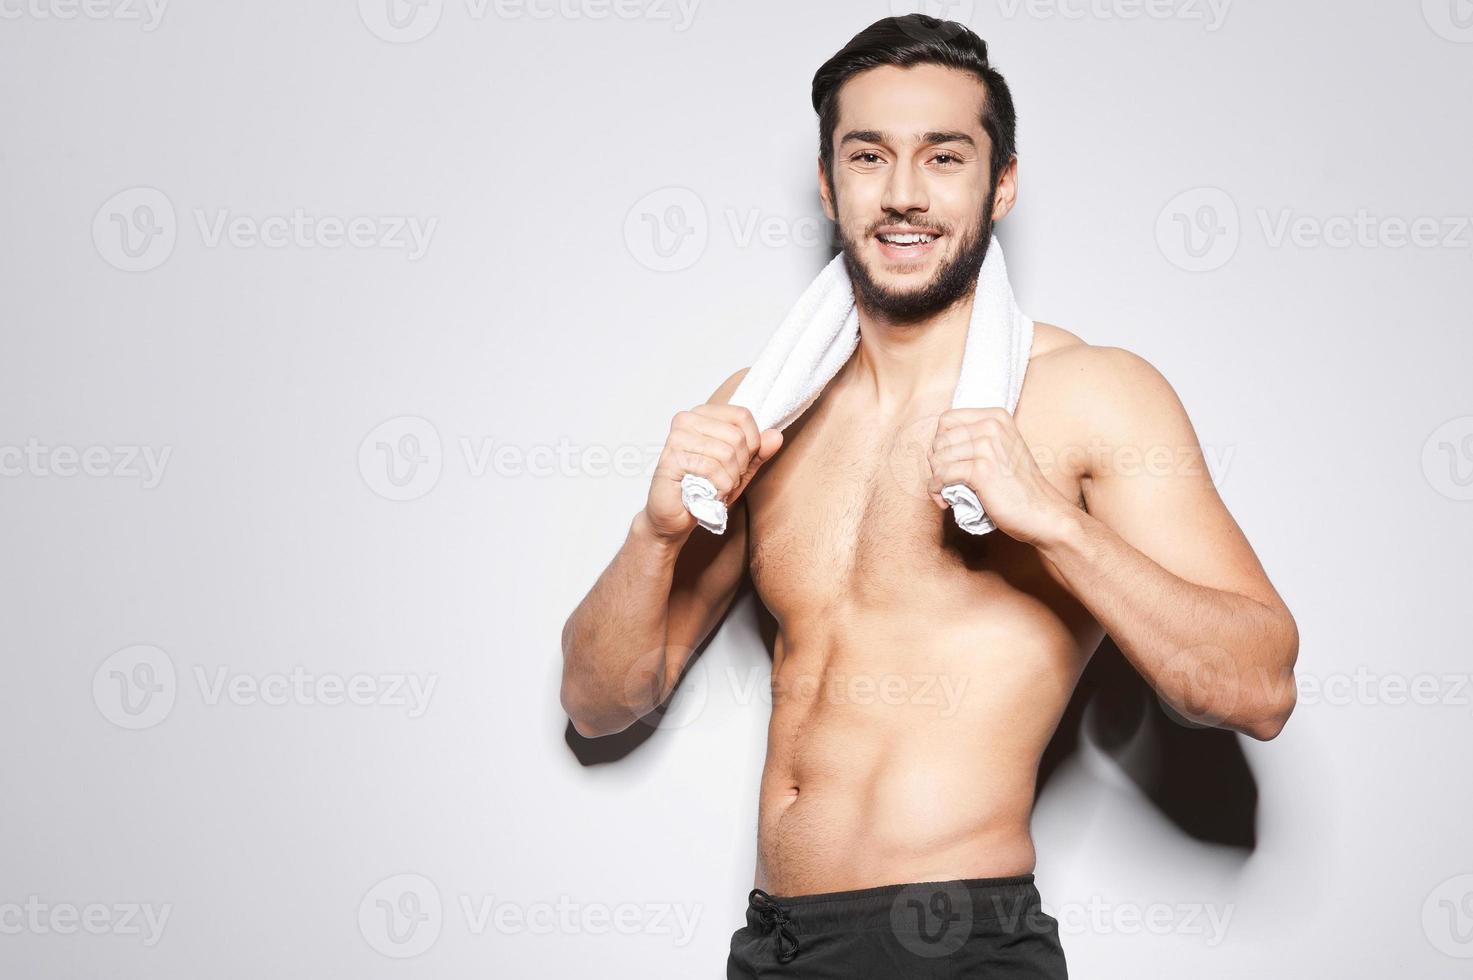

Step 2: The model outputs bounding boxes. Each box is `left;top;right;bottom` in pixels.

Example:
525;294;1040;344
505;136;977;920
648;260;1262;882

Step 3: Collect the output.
560;14;1299;977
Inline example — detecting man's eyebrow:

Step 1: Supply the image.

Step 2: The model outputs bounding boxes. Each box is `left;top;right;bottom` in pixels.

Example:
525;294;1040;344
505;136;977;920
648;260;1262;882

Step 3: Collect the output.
838;129;977;149
839;129;887;147
922;131;976;148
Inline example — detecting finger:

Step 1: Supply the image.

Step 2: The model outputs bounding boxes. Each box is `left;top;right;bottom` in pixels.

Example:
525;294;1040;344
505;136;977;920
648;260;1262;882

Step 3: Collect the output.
668;433;743;489
733;430;783;493
931;415;982;452
692;403;761;456
678;415;756;468
927;459;974;497
664;449;735;495
929;429;978;465
754;428;783;464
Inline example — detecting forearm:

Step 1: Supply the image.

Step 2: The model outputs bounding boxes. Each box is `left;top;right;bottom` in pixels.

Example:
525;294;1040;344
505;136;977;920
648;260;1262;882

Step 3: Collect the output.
560;509;688;737
1037;507;1298;740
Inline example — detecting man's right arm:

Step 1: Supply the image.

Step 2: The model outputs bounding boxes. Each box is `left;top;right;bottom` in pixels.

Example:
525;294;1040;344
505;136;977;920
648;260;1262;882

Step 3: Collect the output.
559;368;782;737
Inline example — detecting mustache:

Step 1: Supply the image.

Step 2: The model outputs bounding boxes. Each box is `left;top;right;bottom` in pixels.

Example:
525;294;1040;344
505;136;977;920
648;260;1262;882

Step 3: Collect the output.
867;217;948;235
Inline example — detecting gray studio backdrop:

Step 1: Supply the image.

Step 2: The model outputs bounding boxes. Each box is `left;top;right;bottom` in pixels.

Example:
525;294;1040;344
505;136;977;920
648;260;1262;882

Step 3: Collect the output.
2;0;1470;976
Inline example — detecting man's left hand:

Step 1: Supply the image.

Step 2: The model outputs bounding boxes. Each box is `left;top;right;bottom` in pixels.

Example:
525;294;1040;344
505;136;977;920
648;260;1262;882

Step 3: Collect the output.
925;407;1077;546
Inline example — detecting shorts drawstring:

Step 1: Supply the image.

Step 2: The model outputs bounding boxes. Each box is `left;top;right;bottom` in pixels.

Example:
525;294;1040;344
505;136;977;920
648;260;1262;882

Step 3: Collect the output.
748;888;801;963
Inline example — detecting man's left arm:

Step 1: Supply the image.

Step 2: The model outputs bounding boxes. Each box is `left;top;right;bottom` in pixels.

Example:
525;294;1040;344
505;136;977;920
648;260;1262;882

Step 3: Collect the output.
928;345;1300;741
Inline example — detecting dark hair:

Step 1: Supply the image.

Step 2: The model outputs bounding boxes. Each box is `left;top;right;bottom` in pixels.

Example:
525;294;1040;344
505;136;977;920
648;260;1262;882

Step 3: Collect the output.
810;14;1017;197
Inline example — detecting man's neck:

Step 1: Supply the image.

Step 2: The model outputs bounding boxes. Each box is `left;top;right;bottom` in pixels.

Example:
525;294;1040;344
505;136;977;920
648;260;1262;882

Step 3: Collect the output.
842;289;976;416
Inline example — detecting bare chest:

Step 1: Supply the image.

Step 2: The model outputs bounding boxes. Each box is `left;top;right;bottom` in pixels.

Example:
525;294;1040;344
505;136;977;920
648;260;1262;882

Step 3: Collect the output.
743;394;1084;624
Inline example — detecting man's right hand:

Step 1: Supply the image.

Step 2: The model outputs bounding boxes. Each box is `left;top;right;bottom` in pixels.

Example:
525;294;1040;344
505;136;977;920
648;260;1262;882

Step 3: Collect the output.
644;404;783;540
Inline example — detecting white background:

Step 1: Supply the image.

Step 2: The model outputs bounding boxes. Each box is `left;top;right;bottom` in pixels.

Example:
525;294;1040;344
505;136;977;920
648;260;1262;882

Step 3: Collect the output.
2;0;1471;976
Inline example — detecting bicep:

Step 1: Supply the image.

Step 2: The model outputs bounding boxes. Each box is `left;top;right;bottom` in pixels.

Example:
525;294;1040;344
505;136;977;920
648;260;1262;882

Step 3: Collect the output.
1078;348;1283;608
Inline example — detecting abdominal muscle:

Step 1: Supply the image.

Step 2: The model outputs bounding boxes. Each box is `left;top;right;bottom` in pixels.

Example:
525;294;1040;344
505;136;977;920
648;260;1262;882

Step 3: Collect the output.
752;593;1095;897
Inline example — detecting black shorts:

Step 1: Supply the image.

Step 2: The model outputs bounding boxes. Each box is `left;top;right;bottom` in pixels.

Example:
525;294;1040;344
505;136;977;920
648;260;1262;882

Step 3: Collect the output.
726;874;1067;978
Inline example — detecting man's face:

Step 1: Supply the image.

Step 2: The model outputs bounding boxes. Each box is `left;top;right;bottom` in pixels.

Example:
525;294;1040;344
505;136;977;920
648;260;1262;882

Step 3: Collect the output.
819;63;1016;323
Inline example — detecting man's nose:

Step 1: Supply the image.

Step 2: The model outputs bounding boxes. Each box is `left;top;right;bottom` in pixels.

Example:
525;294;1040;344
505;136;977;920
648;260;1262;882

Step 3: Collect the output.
880;159;929;216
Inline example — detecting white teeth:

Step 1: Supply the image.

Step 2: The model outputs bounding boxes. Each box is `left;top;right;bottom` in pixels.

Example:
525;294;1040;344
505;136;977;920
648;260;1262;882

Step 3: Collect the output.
879;233;937;245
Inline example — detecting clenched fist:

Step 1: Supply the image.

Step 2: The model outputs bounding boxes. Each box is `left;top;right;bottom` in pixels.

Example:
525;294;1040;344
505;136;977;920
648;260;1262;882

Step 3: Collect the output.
645;404;783;540
926;407;1073;546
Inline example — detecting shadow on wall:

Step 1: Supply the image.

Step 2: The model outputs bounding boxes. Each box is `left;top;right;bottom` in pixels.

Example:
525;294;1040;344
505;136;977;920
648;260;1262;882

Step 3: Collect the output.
565;600;1257;852
1038;635;1258;850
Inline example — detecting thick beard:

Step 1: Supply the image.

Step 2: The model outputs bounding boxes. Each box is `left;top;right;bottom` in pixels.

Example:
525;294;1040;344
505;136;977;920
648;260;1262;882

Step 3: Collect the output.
836;190;996;325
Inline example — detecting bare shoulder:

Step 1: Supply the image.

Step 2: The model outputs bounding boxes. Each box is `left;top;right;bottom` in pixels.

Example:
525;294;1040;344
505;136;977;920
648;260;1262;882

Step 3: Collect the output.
1028;321;1089;360
709;366;751;406
1025;326;1195;450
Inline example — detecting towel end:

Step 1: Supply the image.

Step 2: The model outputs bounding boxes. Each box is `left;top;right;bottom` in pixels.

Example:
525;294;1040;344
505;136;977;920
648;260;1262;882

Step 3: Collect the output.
680;473;729;535
940;482;996;536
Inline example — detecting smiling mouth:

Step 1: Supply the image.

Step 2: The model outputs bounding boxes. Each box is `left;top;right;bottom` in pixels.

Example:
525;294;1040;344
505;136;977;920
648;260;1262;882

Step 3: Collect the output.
873;228;943;264
875;231;941;247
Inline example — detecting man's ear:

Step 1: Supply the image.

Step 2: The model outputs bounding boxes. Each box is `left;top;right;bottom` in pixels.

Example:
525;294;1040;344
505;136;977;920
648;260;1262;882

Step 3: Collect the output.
990;156;1019;222
817;157;836;222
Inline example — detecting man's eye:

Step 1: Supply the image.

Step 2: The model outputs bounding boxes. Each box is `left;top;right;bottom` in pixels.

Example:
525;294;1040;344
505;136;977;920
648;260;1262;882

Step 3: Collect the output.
852;152;883;164
933;153;962;167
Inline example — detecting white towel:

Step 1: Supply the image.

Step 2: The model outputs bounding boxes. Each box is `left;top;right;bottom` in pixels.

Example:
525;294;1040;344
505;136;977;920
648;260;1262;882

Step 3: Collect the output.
681;233;1034;536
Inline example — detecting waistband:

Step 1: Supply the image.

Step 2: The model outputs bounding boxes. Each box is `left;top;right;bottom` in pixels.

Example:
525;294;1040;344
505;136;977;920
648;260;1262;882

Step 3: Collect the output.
748;874;1042;933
